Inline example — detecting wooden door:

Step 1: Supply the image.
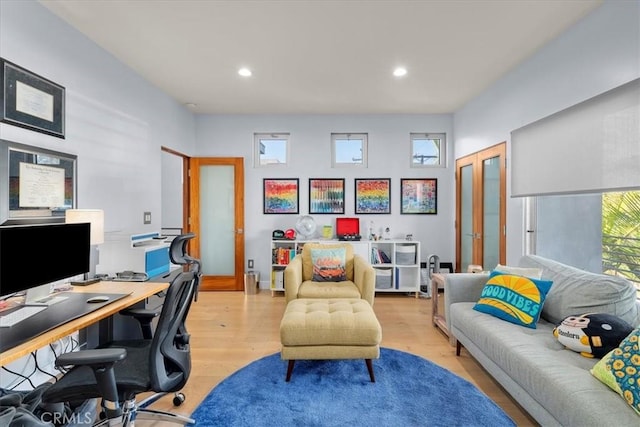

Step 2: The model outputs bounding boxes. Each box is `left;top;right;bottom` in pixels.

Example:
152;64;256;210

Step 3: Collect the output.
455;142;506;273
189;157;245;291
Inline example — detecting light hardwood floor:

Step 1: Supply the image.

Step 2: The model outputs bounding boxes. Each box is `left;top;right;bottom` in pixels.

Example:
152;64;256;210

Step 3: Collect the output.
147;291;537;426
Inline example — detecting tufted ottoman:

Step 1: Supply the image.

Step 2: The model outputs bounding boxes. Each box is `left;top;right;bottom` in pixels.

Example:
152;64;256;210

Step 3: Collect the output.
280;298;382;382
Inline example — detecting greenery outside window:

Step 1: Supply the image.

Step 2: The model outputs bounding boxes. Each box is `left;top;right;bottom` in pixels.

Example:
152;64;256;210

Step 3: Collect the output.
602;190;640;293
254;133;289;167
529;190;640;297
411;133;446;167
331;133;367;168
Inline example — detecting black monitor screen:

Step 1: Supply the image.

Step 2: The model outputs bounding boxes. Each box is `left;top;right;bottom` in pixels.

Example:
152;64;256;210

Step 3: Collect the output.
0;222;90;297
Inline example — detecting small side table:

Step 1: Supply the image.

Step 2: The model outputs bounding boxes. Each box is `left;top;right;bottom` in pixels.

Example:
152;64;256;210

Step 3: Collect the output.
431;273;455;346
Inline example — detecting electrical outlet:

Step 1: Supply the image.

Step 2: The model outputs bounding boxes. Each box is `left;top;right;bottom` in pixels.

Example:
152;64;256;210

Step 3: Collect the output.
248;259;254;269
143;211;152;224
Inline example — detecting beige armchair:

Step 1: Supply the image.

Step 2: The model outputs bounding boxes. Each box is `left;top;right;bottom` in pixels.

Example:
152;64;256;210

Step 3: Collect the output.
284;242;376;306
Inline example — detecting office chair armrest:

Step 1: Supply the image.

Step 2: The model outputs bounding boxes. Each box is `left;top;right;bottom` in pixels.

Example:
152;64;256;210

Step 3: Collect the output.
54;348;127;418
55;348;127;367
120;308;159;339
120;308;159;320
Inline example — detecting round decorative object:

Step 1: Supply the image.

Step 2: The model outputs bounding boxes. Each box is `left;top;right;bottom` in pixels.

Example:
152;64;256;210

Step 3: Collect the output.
295;215;317;239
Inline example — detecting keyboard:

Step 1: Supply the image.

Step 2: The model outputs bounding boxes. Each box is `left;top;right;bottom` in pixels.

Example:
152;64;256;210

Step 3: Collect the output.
32;295;69;306
0;306;47;328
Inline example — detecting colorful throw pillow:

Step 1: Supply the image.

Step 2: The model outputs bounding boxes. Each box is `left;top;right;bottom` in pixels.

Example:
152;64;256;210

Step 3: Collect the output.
590;327;640;415
473;271;553;328
310;247;347;282
553;313;634;358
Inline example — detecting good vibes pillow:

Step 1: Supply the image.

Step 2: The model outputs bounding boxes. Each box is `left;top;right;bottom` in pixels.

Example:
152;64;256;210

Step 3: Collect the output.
473;271;553;328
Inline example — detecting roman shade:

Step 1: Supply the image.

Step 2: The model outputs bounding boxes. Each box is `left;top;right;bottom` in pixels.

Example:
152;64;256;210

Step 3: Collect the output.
511;78;639;197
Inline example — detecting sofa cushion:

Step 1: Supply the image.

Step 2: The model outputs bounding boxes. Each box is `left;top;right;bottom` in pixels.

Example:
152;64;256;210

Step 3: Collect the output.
591;327;640;415
473;271;553;328
451;302;640;426
518;255;640;327
494;264;543;279
302;243;354;282
297;281;362;300
310;247;347;282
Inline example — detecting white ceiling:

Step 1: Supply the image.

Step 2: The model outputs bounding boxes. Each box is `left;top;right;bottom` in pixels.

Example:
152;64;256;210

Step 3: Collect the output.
39;0;603;115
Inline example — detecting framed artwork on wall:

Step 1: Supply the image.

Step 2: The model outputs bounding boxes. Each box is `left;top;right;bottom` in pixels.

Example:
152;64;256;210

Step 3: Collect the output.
1;140;77;225
400;178;437;214
354;178;391;214
1;58;66;139
263;178;299;214
309;178;345;214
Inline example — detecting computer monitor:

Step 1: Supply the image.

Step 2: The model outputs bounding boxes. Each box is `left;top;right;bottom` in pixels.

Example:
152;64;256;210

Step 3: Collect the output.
0;222;90;298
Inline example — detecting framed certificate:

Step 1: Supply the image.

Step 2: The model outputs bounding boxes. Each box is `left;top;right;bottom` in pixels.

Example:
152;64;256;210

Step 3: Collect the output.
1;58;65;138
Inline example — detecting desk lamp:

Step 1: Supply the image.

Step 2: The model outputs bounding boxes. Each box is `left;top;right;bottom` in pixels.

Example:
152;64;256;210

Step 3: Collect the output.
65;209;104;285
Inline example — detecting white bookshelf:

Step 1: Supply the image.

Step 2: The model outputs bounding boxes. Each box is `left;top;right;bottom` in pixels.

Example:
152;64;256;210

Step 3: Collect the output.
270;239;420;296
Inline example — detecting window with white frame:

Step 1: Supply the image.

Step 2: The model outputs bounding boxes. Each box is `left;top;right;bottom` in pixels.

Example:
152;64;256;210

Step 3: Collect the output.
410;133;446;167
331;133;367;168
254;133;289;167
527;190;640;295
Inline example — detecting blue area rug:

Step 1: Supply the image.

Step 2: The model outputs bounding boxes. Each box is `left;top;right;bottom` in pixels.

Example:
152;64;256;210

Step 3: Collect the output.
191;348;515;426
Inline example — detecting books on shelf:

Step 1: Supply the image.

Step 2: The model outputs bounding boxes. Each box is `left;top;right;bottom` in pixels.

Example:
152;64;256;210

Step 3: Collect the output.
272;247;297;265
370;248;391;264
271;269;284;289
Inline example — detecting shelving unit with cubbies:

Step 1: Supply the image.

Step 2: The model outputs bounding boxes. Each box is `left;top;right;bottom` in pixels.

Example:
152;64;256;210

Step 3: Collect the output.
370;240;421;297
270;240;297;295
270;239;420;297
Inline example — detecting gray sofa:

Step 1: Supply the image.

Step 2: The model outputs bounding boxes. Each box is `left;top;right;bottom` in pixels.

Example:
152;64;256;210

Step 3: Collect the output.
445;255;640;427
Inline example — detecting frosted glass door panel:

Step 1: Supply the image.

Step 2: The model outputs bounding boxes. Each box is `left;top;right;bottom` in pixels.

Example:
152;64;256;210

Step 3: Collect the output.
461;164;473;273
200;165;235;275
482;156;500;271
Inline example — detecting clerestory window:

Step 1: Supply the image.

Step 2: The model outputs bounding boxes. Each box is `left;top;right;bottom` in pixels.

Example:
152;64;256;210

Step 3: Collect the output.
331;133;368;168
254;133;289;167
410;133;446;167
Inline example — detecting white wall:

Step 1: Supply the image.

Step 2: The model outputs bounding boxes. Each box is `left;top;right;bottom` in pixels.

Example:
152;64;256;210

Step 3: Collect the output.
0;0;197;390
1;0;637;388
2;1;638;276
453;0;640;264
195;114;455;284
0;1;196;236
161;151;184;231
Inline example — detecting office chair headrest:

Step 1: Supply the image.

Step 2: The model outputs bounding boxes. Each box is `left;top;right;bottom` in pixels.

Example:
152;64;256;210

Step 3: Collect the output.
169;233;196;266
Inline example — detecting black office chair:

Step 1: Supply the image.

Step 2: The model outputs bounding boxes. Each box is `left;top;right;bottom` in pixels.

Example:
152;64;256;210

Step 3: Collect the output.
118;232;200;406
42;234;201;426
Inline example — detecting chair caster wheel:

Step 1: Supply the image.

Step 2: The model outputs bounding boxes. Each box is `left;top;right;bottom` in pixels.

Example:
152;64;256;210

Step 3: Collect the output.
173;393;185;406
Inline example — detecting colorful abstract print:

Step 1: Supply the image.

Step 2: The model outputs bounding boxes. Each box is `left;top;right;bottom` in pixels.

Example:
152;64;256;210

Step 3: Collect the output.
264;180;298;213
473;272;553;329
401;179;436;214
356;179;390;214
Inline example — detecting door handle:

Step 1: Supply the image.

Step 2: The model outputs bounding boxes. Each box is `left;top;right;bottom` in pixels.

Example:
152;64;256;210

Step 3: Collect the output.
236;228;243;234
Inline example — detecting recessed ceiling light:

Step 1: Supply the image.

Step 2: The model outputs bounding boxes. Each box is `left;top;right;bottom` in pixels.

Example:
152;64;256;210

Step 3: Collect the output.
393;67;407;77
238;68;252;77
185;103;197;108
